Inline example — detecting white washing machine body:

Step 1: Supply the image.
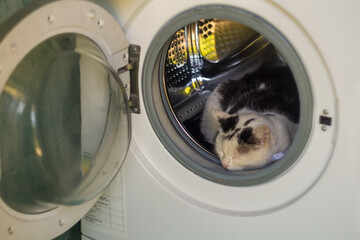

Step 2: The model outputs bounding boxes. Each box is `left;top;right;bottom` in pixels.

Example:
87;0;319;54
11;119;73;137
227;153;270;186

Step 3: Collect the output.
0;0;359;239
87;0;360;239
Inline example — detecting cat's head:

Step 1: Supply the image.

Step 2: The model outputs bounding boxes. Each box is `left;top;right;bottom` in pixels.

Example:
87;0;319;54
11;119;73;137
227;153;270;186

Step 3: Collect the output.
213;110;275;170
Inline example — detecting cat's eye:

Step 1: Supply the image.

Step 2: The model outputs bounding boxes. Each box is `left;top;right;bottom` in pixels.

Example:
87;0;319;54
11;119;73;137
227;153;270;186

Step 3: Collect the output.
143;7;313;186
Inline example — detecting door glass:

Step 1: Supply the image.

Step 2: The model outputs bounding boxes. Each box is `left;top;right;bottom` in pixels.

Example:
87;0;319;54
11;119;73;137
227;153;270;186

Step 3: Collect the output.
0;33;130;214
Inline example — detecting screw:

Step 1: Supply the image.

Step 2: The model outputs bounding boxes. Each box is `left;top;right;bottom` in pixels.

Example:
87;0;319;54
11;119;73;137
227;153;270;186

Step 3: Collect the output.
323;109;329;115
59;219;65;227
88;10;95;19
47;15;55;24
10;43;17;53
8;226;15;235
321;126;327;131
97;20;104;28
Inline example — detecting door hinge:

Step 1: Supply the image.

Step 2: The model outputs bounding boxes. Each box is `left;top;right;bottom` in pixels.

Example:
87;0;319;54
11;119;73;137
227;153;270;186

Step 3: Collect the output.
118;44;141;114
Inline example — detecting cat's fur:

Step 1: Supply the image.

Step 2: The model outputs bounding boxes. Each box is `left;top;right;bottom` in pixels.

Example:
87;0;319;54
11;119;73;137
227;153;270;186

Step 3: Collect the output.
200;66;299;170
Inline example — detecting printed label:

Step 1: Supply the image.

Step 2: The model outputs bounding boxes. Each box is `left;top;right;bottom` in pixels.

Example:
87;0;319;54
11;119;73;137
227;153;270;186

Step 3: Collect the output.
81;171;126;240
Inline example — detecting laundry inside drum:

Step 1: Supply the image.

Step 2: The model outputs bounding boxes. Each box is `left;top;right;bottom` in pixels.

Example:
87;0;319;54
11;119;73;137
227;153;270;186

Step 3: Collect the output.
162;18;300;171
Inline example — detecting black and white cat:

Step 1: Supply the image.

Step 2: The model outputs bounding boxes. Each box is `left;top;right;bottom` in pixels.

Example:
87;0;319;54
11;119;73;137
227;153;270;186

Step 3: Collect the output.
200;66;299;170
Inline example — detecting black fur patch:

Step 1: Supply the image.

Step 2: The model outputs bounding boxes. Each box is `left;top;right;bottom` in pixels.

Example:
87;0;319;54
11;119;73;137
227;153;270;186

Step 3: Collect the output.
243;118;255;126
217;66;300;123
218;115;239;133
226;128;241;140
238;127;255;144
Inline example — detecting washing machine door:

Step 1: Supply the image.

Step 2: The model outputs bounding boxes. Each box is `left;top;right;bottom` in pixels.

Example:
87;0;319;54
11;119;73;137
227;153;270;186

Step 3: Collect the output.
0;1;132;239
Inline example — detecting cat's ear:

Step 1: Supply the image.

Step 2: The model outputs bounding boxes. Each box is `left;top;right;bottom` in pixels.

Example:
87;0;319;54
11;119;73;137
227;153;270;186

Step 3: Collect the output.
212;110;231;120
212;110;239;133
253;125;270;146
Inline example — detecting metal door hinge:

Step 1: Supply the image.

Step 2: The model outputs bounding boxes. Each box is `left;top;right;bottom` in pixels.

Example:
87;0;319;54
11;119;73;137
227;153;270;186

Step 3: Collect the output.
118;44;141;114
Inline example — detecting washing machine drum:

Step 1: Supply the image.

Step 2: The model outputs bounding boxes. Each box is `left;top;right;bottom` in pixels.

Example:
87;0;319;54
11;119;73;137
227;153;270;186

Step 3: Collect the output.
0;1;131;239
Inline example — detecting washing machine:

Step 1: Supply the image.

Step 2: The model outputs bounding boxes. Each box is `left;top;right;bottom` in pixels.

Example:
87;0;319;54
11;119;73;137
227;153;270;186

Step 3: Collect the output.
0;0;359;239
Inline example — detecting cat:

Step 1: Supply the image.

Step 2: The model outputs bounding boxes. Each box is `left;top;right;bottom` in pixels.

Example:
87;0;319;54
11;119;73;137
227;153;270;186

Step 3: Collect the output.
200;65;299;170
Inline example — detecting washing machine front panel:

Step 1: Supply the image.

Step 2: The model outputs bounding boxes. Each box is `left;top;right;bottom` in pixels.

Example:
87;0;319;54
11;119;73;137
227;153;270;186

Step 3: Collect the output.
129;0;337;215
0;1;132;239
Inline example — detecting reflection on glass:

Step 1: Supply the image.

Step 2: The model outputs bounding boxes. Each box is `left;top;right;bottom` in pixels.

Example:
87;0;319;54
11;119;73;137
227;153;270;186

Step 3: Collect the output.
0;34;130;214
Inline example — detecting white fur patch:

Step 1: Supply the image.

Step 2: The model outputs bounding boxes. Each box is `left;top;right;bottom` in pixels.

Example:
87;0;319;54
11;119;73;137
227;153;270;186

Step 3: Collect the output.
258;83;266;90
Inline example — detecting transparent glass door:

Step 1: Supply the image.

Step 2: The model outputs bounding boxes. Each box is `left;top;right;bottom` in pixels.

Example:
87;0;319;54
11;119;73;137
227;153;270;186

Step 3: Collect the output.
0;33;131;214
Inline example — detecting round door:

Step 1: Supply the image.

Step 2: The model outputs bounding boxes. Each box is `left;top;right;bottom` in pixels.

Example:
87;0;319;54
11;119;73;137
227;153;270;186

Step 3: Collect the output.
0;1;131;239
138;1;336;215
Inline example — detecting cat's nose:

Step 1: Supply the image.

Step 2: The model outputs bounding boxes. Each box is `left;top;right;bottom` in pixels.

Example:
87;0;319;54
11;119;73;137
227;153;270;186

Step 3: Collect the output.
221;161;229;168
